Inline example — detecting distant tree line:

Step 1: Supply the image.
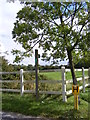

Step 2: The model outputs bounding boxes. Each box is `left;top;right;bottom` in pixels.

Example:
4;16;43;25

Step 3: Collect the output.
0;56;90;72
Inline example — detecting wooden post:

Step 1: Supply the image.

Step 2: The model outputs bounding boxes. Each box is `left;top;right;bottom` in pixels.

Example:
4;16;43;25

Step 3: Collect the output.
20;69;24;96
82;67;85;92
35;49;39;100
61;66;67;102
0;58;2;115
88;67;90;120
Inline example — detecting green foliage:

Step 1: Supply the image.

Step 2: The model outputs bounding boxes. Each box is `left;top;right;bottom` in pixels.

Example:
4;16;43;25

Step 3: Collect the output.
12;2;89;64
1;56;13;72
75;51;90;68
12;2;90;84
27;64;34;70
1;57;48;90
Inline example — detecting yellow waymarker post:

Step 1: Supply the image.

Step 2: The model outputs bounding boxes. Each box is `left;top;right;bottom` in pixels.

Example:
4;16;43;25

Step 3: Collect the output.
72;85;79;110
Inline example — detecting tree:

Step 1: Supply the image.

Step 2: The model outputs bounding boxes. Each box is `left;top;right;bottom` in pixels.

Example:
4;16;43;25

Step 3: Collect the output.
1;56;13;72
75;52;90;68
0;56;14;80
27;64;34;70
12;2;89;85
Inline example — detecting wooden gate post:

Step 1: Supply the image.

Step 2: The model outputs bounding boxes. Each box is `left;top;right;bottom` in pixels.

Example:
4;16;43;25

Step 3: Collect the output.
88;67;90;120
35;49;39;100
61;66;67;102
82;67;85;92
20;69;24;96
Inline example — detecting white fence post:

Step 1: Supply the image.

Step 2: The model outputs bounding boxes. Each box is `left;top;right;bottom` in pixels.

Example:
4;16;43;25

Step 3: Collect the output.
20;69;24;96
82;67;85;92
61;66;67;102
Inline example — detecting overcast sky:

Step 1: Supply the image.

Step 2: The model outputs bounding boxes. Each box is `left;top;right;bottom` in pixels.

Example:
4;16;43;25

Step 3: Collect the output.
0;0;68;66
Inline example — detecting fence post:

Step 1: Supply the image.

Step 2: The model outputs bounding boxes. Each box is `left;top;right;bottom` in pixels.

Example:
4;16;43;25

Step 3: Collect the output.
88;68;90;85
35;49;39;100
20;69;24;96
61;66;67;102
88;67;90;120
82;67;85;92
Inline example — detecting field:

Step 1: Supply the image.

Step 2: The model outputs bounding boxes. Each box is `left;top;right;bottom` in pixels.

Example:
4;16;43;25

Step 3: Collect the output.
39;70;88;91
1;70;90;119
39;70;88;80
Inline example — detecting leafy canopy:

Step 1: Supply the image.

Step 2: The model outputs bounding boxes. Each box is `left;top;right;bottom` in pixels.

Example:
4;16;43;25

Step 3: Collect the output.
12;2;89;64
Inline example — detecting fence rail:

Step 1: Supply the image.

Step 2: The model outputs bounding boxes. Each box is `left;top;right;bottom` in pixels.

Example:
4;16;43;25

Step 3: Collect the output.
0;80;20;83
0;72;19;74
39;69;61;72
0;67;90;102
0;89;20;92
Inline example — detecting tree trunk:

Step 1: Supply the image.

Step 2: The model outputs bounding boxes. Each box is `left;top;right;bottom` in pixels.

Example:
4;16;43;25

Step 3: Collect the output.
67;50;77;85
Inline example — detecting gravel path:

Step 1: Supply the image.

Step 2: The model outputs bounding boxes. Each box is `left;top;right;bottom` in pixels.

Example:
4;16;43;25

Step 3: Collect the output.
0;111;54;120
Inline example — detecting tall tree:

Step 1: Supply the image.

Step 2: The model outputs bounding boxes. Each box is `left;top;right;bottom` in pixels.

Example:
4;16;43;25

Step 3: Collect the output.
12;2;89;85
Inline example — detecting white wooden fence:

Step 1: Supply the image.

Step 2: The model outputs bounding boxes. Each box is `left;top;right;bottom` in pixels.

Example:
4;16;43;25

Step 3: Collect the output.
0;67;90;102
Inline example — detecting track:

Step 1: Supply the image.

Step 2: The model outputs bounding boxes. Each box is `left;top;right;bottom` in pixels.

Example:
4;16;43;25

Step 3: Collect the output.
0;111;53;120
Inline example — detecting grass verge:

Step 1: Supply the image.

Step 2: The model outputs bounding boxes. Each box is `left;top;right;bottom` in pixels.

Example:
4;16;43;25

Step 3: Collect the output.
2;87;89;119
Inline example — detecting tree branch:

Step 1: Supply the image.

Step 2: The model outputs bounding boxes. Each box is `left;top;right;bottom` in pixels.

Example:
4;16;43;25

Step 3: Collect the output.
57;4;64;26
30;34;43;50
48;19;59;27
70;20;88;51
71;3;82;27
61;3;72;14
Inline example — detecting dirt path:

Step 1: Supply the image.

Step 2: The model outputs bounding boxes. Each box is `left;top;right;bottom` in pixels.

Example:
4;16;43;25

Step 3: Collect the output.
0;111;54;120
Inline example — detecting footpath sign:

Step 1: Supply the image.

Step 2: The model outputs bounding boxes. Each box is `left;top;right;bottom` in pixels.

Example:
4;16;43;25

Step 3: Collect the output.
72;85;79;95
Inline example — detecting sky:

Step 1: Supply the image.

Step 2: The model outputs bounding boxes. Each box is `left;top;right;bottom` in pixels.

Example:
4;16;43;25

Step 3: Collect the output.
0;0;68;66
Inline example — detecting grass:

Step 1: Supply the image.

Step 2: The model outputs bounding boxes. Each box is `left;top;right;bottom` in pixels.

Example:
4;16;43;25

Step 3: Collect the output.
2;87;90;119
40;71;88;80
40;72;61;80
1;70;89;119
39;71;88;91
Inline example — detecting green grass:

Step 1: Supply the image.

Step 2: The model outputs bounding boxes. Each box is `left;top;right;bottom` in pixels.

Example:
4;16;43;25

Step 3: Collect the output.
2;70;89;119
40;72;61;80
2;87;90;119
40;71;88;81
39;71;88;91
